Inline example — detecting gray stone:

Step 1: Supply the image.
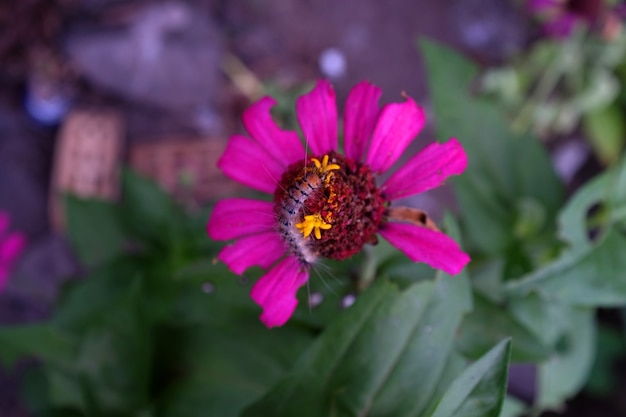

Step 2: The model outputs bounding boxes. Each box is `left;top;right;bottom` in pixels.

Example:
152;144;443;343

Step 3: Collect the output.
65;2;224;110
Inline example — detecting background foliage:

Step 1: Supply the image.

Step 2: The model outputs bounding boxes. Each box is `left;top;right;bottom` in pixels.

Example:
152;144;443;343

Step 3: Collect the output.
1;40;625;417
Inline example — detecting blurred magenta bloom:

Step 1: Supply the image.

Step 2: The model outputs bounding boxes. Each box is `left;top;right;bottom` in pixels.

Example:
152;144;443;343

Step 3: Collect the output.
207;80;470;328
528;0;605;38
0;212;26;292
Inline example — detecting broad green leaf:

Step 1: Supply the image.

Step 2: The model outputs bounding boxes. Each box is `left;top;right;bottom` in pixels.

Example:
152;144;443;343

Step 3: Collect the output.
421;352;469;417
120;169;180;246
65;195;125;267
506;229;626;306
419;38;564;255
499;396;527;417
556;153;626;247
52;258;142;332
243;274;472;417
430;339;511;417
507;155;626;305
21;367;58;416
610;154;626;219
158;321;313;417
470;258;507;303
0;324;75;367
536;308;595;409
556;172;610;249
45;368;85;411
170;259;262;326
508;294;572;347
456;294;552;362
72;293;152;414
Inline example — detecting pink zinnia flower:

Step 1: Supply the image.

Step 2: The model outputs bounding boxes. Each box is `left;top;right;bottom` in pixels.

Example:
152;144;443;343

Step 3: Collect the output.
207;80;470;328
0;211;26;292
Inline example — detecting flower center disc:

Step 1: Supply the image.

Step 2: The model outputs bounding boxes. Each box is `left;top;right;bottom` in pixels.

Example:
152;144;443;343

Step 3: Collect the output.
274;151;386;261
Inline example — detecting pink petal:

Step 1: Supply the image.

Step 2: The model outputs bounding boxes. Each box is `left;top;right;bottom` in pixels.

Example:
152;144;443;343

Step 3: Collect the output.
381;138;467;201
0;232;25;293
344;81;382;162
296;80;338;156
250;256;309;328
243;96;305;165
379;222;470;275
217;231;285;275
365;96;426;173
0;232;26;266
217;134;285;194
207;199;275;241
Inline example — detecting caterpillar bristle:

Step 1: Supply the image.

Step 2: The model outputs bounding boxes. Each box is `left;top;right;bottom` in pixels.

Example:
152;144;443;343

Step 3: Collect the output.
276;165;331;266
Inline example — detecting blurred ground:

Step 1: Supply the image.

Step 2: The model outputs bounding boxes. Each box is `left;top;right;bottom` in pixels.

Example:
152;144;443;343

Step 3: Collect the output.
0;0;609;416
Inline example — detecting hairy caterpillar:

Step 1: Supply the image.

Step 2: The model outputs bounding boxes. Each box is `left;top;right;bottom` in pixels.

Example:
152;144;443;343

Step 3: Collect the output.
275;166;328;266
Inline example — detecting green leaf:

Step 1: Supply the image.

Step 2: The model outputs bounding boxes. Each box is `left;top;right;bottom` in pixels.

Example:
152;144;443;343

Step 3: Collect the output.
0;324;75;367
120;169;179;246
508;294;572;347
557;172;610;249
158;321;313;417
586;324;626;395
243;273;472;417
506;229;626;306
583;104;625;166
71;288;152;414
52;259;142;332
507;155;626;306
430;339;511;417
536;308;596;410
499;396;527;417
419;38;564;255
65;195;125;267
170;259;262;326
557;151;626;247
456;294;552;362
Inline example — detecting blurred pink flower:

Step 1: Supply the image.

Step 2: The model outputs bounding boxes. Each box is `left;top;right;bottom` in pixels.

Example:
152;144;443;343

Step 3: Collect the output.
207;80;470;328
528;0;605;38
0;212;26;292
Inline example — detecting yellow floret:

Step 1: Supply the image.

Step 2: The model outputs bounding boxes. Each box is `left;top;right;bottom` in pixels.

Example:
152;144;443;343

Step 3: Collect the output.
295;213;332;239
311;154;340;173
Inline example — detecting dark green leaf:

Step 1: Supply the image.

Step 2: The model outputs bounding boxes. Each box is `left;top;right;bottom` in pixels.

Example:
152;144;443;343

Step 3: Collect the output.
0;324;75;367
170;259;262;326
506;229;626;306
52;259;141;332
244;272;472;417
508;294;572;347
430;339;511;417
456;294;552;362
586;324;626;396
120;169;179;246
536;308;595;409
507;155;626;305
419;38;564;255
66;281;152;414
158;322;313;417
65;195;125;267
